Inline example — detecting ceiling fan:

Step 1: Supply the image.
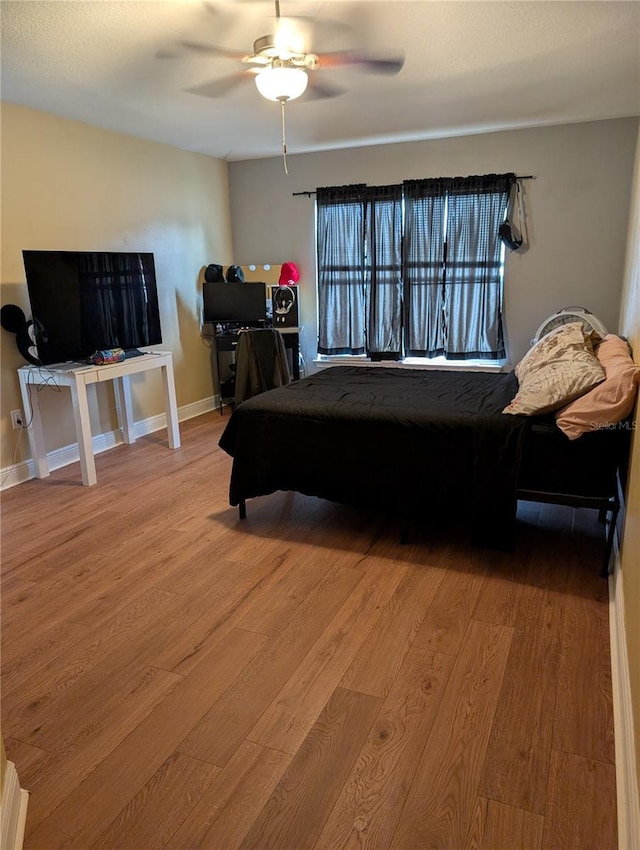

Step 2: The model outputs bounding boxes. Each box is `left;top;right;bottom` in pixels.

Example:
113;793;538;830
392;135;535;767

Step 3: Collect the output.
162;0;405;103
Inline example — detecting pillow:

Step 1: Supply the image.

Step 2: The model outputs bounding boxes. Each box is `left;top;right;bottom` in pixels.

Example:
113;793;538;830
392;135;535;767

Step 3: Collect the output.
503;322;605;416
555;334;640;439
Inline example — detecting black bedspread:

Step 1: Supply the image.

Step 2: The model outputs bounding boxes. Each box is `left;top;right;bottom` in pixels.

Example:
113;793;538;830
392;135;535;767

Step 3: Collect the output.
219;366;527;548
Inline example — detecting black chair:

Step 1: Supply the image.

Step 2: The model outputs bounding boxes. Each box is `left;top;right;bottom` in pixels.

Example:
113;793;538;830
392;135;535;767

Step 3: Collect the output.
234;328;291;405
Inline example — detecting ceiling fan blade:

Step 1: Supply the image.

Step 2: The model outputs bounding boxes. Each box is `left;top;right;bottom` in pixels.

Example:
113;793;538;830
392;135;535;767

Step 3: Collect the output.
155;40;245;61
185;71;253;99
179;40;248;61
304;75;347;100
317;51;405;75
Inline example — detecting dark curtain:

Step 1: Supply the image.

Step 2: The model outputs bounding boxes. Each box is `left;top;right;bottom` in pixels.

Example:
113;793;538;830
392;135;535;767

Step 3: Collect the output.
365;184;403;358
444;174;512;359
403;178;448;356
317;185;367;355
78;253;153;351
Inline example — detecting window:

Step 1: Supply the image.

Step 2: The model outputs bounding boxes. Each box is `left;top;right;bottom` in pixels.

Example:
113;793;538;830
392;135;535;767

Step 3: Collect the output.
317;173;514;362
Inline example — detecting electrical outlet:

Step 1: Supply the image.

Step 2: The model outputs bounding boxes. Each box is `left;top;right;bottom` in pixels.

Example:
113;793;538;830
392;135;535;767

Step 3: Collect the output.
10;409;23;430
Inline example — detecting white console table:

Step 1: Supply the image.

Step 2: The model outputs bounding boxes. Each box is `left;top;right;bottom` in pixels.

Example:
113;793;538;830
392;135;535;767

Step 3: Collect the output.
17;351;181;487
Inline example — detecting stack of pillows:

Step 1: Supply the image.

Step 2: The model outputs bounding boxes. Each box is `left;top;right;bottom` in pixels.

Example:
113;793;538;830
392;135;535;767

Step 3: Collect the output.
503;322;640;439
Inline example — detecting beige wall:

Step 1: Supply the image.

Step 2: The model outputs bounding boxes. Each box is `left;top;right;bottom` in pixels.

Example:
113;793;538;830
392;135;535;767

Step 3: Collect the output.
228;118;638;370
618;127;640;789
1;103;233;469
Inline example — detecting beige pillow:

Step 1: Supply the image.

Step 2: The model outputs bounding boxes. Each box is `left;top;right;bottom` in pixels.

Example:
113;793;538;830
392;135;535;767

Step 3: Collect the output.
555;334;640;439
503;322;605;416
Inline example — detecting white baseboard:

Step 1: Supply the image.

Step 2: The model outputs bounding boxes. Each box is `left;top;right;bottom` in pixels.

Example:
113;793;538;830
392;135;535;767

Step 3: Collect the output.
609;551;640;850
1;395;216;491
1;761;29;850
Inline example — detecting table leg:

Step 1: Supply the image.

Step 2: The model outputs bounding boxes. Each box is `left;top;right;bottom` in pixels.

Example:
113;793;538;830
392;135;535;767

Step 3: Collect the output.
161;361;181;449
69;378;97;486
18;372;50;479
114;376;136;444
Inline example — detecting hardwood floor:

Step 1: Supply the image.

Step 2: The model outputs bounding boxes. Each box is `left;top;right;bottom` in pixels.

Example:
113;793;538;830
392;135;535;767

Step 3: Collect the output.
1;410;617;849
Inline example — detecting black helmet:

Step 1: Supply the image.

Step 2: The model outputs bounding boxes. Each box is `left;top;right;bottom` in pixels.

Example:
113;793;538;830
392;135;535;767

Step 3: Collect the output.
225;265;245;283
204;264;224;283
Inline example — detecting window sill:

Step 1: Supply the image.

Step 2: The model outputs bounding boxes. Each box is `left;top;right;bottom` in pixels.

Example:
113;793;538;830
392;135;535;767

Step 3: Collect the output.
313;355;509;372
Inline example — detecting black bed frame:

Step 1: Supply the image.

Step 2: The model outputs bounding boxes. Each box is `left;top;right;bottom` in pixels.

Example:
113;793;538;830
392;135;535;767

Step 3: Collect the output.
517;488;620;577
237;487;620;577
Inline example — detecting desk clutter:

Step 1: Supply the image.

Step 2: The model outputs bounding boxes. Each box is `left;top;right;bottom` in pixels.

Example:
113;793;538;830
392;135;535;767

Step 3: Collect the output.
202;282;299;328
201;263;303;412
89;348;126;364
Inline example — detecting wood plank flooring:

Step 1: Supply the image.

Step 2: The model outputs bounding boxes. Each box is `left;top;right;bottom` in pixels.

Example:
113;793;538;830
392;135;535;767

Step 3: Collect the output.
1;410;617;849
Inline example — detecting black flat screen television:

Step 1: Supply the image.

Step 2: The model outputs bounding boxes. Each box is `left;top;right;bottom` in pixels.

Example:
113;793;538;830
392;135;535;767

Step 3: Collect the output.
203;281;267;325
22;250;162;365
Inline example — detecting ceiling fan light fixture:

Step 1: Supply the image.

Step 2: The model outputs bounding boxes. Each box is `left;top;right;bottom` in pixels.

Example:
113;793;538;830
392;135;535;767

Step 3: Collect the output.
255;65;308;101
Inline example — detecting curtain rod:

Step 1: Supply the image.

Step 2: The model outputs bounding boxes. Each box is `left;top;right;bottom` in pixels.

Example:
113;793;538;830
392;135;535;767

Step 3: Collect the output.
292;175;535;197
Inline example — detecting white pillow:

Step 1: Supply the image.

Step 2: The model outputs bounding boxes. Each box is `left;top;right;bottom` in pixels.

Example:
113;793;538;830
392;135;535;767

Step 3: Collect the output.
503;322;605;416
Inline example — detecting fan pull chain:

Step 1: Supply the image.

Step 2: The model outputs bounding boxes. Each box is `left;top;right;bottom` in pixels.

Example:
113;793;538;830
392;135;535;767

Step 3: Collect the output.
280;98;289;175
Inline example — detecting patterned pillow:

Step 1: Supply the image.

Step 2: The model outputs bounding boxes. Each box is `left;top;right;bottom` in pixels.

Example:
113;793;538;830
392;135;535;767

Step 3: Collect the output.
503;322;605;416
555;334;640;439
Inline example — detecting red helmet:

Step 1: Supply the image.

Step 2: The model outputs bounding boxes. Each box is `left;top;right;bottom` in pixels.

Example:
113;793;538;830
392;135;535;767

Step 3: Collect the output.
278;262;300;286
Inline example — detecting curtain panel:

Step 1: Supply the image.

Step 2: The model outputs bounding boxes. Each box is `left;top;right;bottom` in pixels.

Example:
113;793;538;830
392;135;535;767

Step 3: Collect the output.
317;184;367;355
364;184;403;358
444;174;512;359
403;178;449;356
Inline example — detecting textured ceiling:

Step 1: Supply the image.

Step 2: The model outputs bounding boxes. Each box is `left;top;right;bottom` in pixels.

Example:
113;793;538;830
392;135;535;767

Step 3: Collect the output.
1;0;639;161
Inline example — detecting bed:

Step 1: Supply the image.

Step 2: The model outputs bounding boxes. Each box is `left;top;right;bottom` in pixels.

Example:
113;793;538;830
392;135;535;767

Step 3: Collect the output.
219;351;633;574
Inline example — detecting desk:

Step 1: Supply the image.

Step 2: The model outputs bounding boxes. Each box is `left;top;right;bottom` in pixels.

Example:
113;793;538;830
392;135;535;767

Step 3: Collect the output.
18;351;181;486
